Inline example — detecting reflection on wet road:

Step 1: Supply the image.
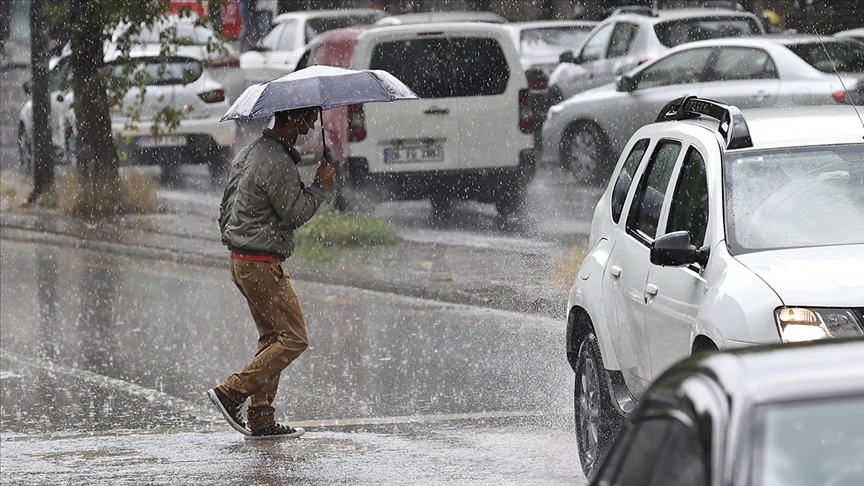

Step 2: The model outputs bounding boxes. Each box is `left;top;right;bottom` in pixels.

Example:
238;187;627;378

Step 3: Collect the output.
1;240;585;484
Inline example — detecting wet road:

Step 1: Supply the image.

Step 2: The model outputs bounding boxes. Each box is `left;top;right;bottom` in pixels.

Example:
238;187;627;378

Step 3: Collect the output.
1;239;585;485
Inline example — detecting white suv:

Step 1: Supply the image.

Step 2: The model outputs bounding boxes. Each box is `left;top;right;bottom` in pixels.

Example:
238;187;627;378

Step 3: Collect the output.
299;23;536;217
566;97;864;476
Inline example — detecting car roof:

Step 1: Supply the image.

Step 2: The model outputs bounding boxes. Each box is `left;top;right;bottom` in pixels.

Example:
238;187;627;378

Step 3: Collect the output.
373;10;507;26
736;106;864;150
607;7;759;24
670;338;864;407
506;20;598;31
272;8;385;23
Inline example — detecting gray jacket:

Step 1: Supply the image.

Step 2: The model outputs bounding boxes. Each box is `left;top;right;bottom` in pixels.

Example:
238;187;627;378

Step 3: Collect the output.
219;129;326;259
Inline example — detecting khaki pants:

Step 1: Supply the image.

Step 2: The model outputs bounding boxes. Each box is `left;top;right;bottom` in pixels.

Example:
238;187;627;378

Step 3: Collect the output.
219;258;308;431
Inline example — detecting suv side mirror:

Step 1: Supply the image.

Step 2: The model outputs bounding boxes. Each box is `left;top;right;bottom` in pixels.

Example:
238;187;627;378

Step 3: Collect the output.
559;51;578;64
23;80;31;96
617;75;636;93
651;231;710;267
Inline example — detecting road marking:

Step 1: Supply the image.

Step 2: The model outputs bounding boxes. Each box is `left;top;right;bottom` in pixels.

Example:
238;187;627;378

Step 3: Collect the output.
2;348;547;433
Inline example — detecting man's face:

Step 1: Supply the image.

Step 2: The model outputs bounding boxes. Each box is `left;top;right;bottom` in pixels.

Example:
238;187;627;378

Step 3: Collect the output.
297;110;319;135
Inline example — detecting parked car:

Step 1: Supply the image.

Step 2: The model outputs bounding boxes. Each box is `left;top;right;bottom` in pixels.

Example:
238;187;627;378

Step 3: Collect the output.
240;8;387;84
834;26;864;43
589;338;864;486
18;45;236;182
296;23;536;218
506;20;598;149
546;9;764;107
566;97;864;476
541;35;864;184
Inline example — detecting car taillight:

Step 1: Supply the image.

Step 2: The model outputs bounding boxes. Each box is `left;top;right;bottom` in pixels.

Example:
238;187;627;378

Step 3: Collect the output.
199;89;226;103
212;53;240;68
348;104;366;142
525;68;548;90
518;88;534;134
833;91;847;104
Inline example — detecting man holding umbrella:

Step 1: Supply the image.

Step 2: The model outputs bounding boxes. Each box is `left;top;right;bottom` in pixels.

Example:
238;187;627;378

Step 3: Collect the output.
207;106;336;439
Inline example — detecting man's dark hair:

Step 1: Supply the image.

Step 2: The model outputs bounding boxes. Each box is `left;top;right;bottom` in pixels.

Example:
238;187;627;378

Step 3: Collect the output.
274;107;319;125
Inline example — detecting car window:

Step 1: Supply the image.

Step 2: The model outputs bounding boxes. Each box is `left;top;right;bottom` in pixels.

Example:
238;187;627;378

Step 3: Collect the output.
597;418;671;486
49;57;71;92
607;22;639;58
275;21;298;50
112;57;202;86
652;419;709;486
785;39;864;74
635;47;713;89
260;23;284;51
612;139;650;223
667;147;709;246
753;395;864;486
130;21;215;46
305;14;385;43
710;47;778;81
654;17;762;48
628;140;682;241
580;22;614;62
519;26;593;57
370;37;508;98
723;143;864;253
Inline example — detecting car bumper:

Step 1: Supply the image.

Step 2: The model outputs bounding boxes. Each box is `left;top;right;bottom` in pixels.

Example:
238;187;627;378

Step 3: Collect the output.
113;115;236;148
539;108;567;166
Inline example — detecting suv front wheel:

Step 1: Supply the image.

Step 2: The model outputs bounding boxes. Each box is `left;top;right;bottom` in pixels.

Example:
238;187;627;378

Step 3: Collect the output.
575;332;622;478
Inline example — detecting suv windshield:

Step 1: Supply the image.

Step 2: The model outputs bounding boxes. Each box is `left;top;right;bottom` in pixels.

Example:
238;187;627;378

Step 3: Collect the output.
654;17;761;47
723;144;864;254
370;37;509;98
785;39;864;74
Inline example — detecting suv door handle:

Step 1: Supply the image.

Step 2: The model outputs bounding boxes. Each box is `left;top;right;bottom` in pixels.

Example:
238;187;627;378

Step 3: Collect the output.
645;283;658;296
424;107;449;115
609;265;622;278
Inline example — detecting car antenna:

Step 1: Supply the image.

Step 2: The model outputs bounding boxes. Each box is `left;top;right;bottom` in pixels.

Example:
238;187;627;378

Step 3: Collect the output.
816;32;864;138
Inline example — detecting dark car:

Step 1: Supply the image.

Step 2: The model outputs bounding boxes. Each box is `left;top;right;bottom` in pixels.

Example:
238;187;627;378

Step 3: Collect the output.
588;338;864;486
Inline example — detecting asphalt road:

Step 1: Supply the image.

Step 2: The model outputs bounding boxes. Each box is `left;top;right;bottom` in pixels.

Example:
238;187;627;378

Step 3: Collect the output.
1;238;587;485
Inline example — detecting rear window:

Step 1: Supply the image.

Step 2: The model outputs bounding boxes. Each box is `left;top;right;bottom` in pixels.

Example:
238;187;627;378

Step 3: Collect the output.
305;14;387;43
369;37;509;98
654;17;762;48
785;39;864;73
112;57;202;86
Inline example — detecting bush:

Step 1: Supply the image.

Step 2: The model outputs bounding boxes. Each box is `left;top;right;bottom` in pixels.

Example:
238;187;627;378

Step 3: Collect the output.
294;208;399;260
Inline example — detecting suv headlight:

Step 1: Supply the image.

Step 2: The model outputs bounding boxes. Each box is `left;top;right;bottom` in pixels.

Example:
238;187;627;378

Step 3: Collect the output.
775;307;864;343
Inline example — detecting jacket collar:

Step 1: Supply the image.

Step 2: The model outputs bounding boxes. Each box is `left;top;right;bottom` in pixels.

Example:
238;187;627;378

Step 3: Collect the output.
262;128;301;164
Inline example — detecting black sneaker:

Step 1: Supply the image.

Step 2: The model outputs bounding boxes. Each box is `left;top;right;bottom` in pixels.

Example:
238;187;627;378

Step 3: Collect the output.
245;423;305;440
206;388;251;436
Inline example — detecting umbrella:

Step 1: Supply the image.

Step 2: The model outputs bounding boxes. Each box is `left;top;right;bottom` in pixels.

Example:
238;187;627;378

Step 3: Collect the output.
219;65;419;122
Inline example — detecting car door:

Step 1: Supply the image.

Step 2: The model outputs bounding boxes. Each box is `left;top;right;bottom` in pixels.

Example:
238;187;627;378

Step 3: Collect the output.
48;57;74;150
699;46;780;109
604;139;682;396
610;47;714;154
262;19;301;78
573;21;640;95
643;142;711;379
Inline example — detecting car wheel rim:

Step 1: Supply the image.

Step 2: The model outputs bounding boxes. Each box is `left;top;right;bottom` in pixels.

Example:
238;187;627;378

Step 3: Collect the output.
567;130;598;176
577;346;601;471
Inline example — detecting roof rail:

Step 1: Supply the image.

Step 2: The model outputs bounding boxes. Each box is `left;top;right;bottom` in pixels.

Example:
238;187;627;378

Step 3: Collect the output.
655;96;752;149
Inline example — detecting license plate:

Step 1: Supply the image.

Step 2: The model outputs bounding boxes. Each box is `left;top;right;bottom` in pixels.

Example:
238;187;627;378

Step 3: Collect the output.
384;144;443;164
138;135;187;148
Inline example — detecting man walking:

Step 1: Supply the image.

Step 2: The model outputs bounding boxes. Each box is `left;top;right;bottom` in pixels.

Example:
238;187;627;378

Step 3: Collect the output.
208;107;336;439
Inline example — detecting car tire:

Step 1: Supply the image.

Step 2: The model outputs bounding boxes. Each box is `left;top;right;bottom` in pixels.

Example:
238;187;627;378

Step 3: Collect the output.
575;332;621;478
18;124;33;175
62;129;78;168
430;194;453;220
563;122;611;186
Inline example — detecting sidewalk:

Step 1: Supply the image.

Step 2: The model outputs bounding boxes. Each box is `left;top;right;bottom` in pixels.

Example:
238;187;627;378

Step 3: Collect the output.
0;187;572;320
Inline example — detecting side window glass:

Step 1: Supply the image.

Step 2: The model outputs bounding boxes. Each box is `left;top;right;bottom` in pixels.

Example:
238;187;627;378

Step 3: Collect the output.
580;23;614;62
277;22;298;50
600;419;671;485
612;139;650;223
49;58;70;92
627;140;681;241
651;420;708;486
261;24;285;51
635;48;712;90
711;47;778;81
667;147;709;246
607;22;639;58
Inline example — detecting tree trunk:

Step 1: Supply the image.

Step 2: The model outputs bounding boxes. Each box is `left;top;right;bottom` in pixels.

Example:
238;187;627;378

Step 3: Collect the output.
25;0;54;205
69;0;120;216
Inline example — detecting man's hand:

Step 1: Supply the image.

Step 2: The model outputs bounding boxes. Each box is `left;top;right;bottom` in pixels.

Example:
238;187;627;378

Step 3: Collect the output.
314;158;336;188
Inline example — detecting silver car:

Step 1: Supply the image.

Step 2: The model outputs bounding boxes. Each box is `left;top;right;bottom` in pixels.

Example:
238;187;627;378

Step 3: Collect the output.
541;35;864;184
546;8;764;107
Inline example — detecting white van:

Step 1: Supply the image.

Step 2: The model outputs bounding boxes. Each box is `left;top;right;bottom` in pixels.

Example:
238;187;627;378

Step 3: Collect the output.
298;23;537;217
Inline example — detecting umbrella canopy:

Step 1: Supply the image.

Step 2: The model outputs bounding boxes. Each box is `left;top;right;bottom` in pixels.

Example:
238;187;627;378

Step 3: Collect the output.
220;65;419;122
